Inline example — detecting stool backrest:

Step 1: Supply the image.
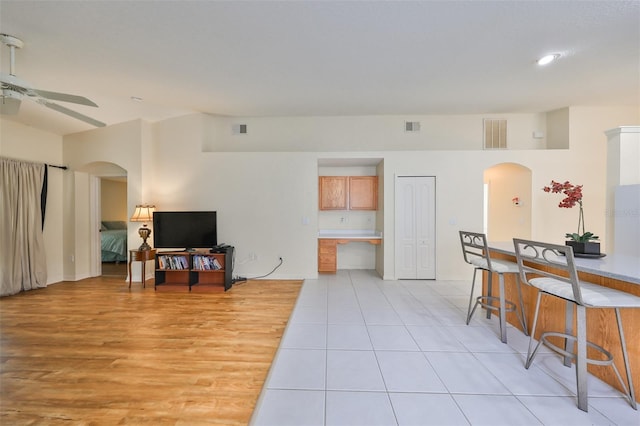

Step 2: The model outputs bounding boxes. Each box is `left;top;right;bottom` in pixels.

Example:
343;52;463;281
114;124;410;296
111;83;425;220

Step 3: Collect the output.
512;238;583;305
459;231;494;270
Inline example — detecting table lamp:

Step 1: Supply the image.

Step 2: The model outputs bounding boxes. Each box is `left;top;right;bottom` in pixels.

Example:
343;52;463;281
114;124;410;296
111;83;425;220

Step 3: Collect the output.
130;204;155;250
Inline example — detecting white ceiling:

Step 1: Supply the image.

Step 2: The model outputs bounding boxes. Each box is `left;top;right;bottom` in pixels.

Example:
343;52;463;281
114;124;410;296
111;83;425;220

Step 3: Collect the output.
1;0;638;136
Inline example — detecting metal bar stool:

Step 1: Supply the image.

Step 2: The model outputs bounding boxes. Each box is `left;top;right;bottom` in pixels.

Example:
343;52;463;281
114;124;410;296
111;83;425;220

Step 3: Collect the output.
513;238;639;412
459;231;528;343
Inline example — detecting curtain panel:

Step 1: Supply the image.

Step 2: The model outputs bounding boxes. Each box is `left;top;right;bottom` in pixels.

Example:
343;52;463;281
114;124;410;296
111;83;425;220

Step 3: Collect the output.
0;157;48;296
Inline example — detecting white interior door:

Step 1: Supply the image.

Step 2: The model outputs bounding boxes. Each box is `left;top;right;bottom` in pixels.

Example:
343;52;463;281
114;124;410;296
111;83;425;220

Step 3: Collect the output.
396;178;418;278
395;176;436;279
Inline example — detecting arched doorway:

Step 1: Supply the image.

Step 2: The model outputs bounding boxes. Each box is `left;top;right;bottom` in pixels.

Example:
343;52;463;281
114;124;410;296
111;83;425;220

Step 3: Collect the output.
484;163;532;241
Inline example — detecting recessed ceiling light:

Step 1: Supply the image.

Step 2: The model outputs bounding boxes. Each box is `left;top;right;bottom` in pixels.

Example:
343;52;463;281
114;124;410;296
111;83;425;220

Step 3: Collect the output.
537;54;560;66
130;96;143;102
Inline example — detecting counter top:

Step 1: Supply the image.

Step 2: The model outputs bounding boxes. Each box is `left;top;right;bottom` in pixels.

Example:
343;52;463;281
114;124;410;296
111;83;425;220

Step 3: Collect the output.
489;241;640;285
318;229;383;239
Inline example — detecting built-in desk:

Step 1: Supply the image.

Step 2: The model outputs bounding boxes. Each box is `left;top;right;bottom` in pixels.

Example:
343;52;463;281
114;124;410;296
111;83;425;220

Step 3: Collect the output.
486;242;639;403
318;230;382;273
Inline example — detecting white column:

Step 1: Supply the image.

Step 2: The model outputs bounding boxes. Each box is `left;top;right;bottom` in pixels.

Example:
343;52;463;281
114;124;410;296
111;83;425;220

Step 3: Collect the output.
605;126;640;255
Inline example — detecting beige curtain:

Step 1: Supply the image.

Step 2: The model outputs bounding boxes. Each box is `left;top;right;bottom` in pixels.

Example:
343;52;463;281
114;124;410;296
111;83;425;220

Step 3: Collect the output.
0;157;48;296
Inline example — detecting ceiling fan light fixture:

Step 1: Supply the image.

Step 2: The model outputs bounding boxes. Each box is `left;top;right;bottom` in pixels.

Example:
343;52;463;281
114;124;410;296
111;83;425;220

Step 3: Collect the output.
537;54;560;66
0;88;23;114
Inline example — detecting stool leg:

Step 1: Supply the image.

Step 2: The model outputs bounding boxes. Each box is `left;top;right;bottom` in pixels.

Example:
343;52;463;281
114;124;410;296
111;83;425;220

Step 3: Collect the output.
564;302;575;368
498;273;507;343
525;291;543;369
466;268;479;325
515;275;528;336
615;308;637;409
576;305;588;412
486;270;493;320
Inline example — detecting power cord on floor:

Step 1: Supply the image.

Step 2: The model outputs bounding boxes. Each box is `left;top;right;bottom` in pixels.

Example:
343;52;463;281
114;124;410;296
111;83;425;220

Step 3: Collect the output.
232;257;283;284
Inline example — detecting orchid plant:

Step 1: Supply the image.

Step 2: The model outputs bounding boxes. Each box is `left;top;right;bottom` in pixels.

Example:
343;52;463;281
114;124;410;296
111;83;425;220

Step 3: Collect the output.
543;180;599;243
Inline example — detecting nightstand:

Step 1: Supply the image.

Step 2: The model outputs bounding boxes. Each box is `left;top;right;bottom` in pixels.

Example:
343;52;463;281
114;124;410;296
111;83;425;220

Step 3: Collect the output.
129;249;156;288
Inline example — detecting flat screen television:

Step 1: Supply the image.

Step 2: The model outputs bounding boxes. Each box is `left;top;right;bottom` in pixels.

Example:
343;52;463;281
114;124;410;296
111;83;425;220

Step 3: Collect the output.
153;211;217;251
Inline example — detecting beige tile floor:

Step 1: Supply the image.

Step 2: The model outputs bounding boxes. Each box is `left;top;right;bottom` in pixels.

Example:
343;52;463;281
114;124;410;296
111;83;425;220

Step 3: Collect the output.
251;270;640;426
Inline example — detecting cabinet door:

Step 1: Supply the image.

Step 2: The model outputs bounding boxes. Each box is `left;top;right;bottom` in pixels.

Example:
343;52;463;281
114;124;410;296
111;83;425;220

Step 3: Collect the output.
349;176;378;210
319;176;348;210
318;239;337;272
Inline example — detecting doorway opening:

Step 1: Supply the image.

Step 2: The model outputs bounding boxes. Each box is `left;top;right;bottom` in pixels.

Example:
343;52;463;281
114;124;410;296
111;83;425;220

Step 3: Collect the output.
483;163;532;241
75;161;128;279
100;176;128;277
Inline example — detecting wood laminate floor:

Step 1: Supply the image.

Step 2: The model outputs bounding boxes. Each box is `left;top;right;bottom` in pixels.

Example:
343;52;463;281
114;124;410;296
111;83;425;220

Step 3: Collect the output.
0;276;303;425
101;262;127;277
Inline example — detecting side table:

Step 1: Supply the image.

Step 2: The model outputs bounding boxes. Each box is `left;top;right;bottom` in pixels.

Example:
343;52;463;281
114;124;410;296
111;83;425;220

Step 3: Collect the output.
129;249;156;288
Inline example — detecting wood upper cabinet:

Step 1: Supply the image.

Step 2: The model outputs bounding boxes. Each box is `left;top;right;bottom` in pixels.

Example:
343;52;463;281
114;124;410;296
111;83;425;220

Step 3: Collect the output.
319;175;378;210
319;176;348;210
348;176;378;210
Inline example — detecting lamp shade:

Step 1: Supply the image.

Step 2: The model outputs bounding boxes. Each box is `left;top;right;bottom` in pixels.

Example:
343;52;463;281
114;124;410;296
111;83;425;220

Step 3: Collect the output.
130;205;155;222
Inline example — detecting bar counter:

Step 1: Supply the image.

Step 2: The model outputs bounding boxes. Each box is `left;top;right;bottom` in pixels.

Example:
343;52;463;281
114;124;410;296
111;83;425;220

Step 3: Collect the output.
485;241;640;403
489;241;640;285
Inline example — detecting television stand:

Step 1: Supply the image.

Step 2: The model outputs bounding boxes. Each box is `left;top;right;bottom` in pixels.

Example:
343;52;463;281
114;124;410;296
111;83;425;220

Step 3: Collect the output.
154;246;234;292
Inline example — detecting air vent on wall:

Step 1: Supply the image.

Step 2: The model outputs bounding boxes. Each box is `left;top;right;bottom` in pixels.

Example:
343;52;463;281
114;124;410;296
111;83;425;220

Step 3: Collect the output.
405;121;421;132
483;118;507;149
232;124;248;135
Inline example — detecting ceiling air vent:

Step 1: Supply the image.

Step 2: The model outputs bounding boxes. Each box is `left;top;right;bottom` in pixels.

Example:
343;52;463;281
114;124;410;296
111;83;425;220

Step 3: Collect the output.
405;121;420;132
483;118;507;149
232;124;248;135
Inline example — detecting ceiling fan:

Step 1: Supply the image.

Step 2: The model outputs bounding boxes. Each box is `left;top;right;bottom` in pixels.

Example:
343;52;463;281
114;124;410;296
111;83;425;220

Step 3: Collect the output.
1;33;105;127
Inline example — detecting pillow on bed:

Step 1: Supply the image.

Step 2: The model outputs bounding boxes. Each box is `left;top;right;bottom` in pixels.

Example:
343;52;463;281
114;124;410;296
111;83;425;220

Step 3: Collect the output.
100;223;108;231
102;221;127;230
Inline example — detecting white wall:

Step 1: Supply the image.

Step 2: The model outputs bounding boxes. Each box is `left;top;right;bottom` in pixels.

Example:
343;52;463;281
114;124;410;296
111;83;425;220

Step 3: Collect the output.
546;108;570;149
148;107;637;281
203;113;548;152
3;104;638;285
0;118;65;284
151;119;320;277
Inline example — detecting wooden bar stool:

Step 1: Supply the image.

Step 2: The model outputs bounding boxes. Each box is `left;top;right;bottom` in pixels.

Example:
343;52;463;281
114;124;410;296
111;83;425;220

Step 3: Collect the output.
459;231;528;343
513;238;639;412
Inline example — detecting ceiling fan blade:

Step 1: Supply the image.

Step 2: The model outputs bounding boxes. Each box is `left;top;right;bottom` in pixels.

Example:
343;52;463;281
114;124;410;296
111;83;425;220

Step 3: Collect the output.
41;101;105;127
1;73;98;107
32;89;98;107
